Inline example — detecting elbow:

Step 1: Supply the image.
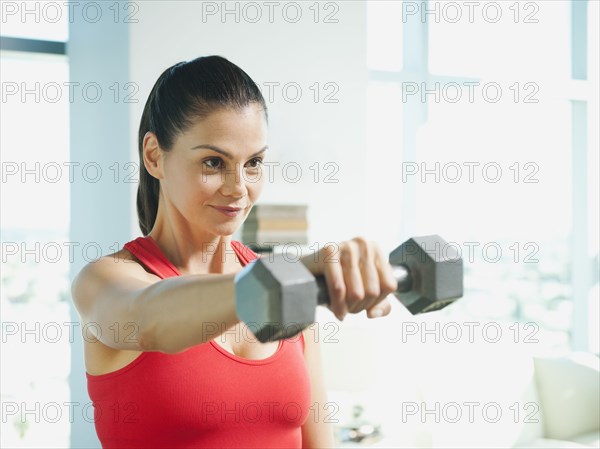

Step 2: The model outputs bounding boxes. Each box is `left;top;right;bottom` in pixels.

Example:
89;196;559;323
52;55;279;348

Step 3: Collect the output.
137;323;157;352
136;302;161;352
133;283;195;355
135;286;167;353
135;294;163;353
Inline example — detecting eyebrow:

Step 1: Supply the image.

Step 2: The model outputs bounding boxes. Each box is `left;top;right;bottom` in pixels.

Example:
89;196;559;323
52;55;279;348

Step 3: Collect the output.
190;144;268;159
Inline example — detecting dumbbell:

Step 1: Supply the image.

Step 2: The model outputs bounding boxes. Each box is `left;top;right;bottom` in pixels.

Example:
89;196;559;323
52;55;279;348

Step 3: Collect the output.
235;234;463;342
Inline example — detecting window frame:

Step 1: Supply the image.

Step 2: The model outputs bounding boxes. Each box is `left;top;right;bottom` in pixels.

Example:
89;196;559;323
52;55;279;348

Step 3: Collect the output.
367;0;597;352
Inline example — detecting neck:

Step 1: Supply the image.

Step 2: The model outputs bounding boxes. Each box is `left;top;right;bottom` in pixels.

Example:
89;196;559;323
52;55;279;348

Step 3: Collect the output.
147;225;239;276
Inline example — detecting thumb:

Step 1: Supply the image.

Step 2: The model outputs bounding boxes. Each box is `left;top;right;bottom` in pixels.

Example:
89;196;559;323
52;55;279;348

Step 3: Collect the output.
366;297;392;319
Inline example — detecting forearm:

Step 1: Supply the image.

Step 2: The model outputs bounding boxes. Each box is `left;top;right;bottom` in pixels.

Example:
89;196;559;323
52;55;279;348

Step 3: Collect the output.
137;273;240;354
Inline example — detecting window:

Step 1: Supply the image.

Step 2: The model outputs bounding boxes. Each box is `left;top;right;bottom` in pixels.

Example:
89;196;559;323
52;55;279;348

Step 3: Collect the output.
1;11;71;445
0;1;69;41
366;0;599;353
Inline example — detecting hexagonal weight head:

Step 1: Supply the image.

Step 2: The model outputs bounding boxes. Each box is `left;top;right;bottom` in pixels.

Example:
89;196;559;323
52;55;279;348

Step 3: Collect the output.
234;253;319;342
389;235;463;314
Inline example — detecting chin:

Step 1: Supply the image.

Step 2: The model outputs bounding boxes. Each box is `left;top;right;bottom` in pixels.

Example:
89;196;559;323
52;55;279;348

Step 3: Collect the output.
213;224;240;235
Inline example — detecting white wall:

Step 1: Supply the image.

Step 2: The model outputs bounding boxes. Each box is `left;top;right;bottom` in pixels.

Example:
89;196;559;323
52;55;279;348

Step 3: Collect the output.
127;1;370;245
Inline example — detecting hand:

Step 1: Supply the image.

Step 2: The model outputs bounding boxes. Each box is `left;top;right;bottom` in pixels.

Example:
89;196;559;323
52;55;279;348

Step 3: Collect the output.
301;237;397;321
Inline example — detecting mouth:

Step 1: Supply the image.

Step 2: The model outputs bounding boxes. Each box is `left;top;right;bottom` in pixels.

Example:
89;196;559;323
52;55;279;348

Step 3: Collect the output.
211;206;243;212
210;205;244;217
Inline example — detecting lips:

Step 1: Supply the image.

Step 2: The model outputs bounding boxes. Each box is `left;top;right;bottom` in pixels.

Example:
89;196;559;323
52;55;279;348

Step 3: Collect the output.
212;206;243;212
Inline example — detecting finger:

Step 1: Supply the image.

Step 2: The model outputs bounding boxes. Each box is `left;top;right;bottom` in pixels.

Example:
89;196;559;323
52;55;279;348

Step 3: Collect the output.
322;243;348;321
364;244;397;315
374;242;398;298
366;296;393;318
339;240;365;313
349;238;380;313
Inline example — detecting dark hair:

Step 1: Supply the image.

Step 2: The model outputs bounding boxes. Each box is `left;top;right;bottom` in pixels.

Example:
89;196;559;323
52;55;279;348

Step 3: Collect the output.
136;55;268;236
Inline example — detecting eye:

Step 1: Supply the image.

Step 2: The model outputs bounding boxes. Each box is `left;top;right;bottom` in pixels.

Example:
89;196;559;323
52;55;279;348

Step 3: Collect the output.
203;157;222;169
203;157;263;170
247;157;264;168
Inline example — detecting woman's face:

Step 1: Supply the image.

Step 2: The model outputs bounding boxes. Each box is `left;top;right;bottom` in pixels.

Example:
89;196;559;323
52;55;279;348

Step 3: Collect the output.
153;103;268;237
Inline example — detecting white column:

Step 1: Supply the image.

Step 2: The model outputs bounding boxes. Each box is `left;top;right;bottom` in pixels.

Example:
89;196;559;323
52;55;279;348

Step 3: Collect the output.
68;6;131;447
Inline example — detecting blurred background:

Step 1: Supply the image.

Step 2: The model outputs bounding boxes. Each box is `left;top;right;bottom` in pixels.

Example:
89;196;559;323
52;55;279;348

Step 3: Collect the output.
1;1;598;447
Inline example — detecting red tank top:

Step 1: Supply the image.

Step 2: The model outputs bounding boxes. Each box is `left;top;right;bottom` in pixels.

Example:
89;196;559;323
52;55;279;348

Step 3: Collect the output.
86;236;311;448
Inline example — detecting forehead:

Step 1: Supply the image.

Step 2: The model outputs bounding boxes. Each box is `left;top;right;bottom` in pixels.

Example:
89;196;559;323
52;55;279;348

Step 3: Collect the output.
188;104;267;135
173;104;268;157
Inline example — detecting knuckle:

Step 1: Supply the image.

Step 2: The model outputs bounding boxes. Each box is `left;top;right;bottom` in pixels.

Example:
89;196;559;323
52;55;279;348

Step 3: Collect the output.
354;237;374;257
383;278;397;294
332;302;347;318
340;249;354;264
339;240;352;251
346;288;364;303
330;281;345;297
324;242;338;254
351;236;368;247
340;242;356;260
364;286;380;299
322;243;339;260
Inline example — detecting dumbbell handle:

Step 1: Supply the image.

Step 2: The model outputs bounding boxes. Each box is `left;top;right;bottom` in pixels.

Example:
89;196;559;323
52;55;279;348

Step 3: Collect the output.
315;264;410;306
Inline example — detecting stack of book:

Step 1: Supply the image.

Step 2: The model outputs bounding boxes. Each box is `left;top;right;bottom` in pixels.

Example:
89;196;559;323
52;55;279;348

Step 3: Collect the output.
241;204;308;252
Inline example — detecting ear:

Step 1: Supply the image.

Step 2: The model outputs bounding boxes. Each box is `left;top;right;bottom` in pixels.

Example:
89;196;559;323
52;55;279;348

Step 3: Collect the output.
142;131;164;180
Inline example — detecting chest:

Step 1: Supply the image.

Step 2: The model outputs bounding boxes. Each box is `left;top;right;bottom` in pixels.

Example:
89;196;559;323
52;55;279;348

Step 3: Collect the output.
212;323;281;360
87;335;312;447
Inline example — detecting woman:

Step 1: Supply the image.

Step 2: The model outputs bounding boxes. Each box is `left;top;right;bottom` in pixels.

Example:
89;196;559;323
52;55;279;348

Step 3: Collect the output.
71;55;396;448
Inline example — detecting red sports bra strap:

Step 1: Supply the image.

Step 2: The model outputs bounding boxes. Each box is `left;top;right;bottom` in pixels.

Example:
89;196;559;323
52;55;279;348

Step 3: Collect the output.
123;236;180;278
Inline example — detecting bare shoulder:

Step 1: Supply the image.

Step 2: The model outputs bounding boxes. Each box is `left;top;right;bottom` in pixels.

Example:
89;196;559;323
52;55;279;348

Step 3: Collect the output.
75;248;160;284
71;248;161;317
72;248;162;374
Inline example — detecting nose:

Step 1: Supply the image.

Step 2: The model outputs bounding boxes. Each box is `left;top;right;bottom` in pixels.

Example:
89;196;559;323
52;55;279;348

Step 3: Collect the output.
219;163;248;199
